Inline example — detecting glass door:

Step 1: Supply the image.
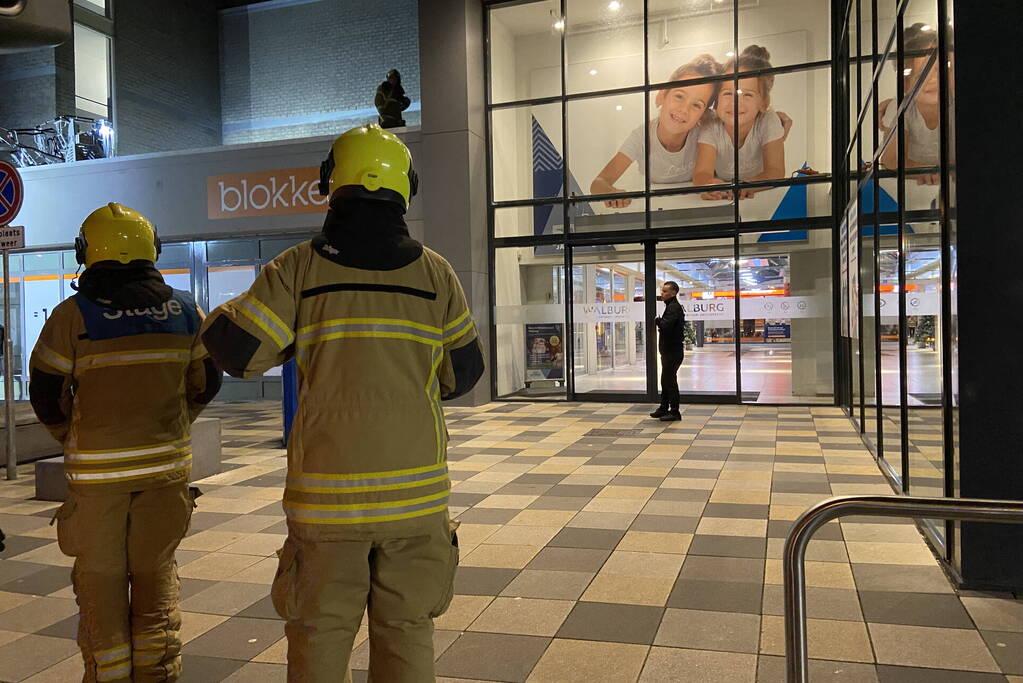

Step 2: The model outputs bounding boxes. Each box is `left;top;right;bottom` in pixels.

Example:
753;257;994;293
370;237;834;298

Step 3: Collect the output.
655;239;738;402
570;244;649;400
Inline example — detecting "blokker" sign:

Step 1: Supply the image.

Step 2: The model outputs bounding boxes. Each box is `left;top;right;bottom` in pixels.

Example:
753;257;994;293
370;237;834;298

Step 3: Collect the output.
207;167;329;219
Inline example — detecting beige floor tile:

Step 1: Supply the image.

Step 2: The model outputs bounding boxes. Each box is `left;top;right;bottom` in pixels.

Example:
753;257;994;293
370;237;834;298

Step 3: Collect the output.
769;504;810;521
560;474;614;486
21;653;83;682
595;486;657;501
451;480;505;494
616;531;693;555
830;483;894;495
764;559;856;589
581;574;676;606
461;544;540;569
641;500;705;517
434;595;495;632
177;552;262;580
761;615;873;662
467;597;574;636
566;512;636;530
868;622;1001;672
190;496;273;514
8;542;74;567
961;596;1023;632
180;581;269;616
766;538;849;562
696;517;768;538
583;498;647;514
662;477;717;491
0;591;35;615
840;523;923;543
178;529;250;552
253;636;289;664
527;639;648;683
209;514;283;534
0;629;26;647
710;490;772;505
714;479;773;492
507;510;577;527
845;541;937;565
218;532;287;557
475;494;540;509
640;647;757;682
222;662;287;682
484;525;560;547
180;611;230;644
0;596;78;633
600;550;685;580
229;556;279;584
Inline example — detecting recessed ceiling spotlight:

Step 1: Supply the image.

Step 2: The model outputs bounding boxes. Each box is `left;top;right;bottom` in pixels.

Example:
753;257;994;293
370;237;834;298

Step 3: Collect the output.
616;105;623;111
590;69;599;76
922;24;933;31
608;1;622;10
903;68;912;76
726;51;735;57
553;18;565;31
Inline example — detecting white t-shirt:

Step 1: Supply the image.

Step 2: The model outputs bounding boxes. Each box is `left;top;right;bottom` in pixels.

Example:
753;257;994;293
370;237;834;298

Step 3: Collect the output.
618;119;701;184
881;100;939;165
698;111;785;181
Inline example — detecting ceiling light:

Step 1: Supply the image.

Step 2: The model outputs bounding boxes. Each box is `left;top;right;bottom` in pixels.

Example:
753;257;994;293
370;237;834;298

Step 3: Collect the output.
903;68;912;76
608;1;621;10
616;105;623;111
922;24;933;31
590;69;599;75
726;51;735;57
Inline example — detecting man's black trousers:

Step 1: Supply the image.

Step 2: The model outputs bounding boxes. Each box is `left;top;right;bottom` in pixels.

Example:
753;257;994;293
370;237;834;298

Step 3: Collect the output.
659;350;684;410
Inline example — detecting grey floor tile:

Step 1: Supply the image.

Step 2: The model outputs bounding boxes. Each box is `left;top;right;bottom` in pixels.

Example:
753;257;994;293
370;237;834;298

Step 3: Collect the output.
525;547;611;572
557;601;664;645
180;578;220;600
35;613;80;639
179;655;247;682
453;566;520;596
629;515;700;534
549;527;624;550
0;535;53;558
668;579;764;614
236;594;283;620
449;493;490;507
182;616;285;660
188;511;243;531
527;496;589;511
547;484;605;498
769;519;844;541
858;591;973;628
434;632;549;683
688;535;767;559
679;555;765;584
0;564;71;595
649;488;711;502
851;564;955;593
655;607;761;653
875;665;1008;682
762;585;864;621
703;503;771;519
981;630;1023;675
0;634;80;681
758;655;879;681
454;508;521;524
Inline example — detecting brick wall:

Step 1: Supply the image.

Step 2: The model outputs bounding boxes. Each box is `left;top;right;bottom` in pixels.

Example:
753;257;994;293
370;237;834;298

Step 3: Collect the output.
112;0;222;155
220;0;420;145
0;48;59;131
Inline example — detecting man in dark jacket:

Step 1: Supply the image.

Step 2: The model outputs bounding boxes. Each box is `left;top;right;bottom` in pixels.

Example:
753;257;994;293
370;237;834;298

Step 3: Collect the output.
375;69;411;129
651;281;685;421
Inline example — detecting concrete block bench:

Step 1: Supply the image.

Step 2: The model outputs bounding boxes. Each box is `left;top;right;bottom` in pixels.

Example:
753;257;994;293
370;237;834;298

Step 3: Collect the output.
0;402;64;465
34;417;222;502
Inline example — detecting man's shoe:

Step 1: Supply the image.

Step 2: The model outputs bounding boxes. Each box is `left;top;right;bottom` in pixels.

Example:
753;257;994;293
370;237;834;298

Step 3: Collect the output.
659;411;682;422
650;406;669;418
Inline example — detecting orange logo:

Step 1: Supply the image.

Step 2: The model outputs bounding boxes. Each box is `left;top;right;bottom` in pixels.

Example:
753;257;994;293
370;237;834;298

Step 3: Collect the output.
206;167;329;219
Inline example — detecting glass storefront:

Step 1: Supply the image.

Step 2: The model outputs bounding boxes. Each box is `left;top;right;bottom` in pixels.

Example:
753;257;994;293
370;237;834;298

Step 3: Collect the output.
1;234;310;403
839;0;957;550
486;0;835;404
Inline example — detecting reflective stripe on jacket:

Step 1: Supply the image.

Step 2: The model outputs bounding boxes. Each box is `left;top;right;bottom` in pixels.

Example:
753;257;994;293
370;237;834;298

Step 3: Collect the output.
201;241;483;538
29;290;217;494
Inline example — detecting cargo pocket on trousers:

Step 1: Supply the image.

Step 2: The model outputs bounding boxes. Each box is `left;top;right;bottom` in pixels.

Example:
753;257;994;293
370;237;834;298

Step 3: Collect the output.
429;521;461;619
51;497;78;557
183;486;202;537
271;539;300;621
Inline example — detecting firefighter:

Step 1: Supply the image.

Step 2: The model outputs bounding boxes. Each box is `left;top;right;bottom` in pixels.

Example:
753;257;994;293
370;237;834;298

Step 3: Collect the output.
201;123;484;682
29;203;221;682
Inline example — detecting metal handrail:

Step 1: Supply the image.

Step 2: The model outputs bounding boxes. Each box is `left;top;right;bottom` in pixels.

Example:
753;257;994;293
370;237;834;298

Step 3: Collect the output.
784;495;1023;682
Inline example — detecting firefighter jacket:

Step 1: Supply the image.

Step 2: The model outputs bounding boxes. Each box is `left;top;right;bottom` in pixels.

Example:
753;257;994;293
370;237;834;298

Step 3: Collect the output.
29;289;220;495
201;221;484;540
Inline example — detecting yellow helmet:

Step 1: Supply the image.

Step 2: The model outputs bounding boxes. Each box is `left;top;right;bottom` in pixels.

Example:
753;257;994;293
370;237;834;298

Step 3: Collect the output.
317;123;418;211
75;202;161;268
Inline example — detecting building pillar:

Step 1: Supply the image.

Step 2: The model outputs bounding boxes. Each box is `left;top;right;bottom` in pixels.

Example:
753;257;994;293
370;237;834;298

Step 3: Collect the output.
418;0;489;406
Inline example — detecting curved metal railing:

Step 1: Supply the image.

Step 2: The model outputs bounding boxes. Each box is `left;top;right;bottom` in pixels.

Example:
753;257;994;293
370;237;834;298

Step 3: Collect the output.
784;495;1023;682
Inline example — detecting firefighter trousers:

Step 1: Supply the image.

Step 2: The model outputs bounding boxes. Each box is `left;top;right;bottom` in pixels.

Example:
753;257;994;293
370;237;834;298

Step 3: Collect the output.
272;516;459;682
53;482;194;682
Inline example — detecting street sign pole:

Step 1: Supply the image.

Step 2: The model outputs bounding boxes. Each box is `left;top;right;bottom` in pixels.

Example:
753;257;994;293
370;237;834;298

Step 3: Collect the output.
3;248;14;479
0;160;26;480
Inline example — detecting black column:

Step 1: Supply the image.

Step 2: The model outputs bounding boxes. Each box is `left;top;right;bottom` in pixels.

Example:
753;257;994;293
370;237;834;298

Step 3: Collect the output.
954;0;1023;590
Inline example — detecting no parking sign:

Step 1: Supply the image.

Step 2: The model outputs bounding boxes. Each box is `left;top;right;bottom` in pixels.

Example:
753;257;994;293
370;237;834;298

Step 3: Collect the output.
0;161;24;227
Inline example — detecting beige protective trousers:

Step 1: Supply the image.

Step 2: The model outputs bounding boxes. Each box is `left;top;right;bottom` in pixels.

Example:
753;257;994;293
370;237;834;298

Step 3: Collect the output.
54;482;194;682
272;516;459;682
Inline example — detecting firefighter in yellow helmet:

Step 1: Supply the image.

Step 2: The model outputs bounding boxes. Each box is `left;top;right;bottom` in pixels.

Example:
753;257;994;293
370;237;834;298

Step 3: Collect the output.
201;124;485;682
29;203;221;682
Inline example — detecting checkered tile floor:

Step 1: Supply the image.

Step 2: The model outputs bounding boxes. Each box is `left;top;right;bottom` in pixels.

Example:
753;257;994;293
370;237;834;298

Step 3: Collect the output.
1;402;1021;682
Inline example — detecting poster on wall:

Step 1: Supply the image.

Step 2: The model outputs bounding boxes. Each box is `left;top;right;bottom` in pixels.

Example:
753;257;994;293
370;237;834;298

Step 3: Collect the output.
839;213;849;337
525;323;565;383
